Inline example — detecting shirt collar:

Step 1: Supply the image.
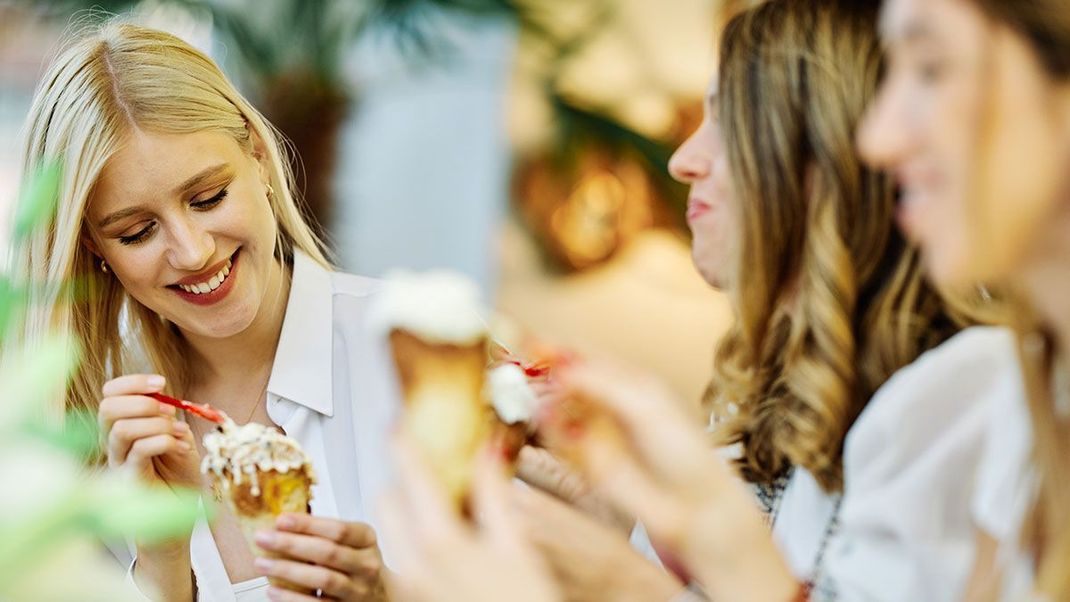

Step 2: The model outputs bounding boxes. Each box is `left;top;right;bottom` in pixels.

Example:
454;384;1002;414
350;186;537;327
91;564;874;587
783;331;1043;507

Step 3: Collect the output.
268;250;334;417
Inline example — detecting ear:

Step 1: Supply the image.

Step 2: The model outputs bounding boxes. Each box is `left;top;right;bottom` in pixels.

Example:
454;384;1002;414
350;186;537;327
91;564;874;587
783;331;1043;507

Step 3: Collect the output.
246;121;272;185
81;230;102;261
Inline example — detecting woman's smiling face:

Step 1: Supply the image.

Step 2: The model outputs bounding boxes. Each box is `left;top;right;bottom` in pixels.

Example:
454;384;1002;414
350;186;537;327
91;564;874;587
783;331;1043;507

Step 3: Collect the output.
86;128;282;339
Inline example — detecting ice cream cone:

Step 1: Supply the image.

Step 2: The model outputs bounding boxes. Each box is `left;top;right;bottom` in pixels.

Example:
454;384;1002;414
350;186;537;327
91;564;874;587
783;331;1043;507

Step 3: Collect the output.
201;420;317;594
390;329;490;511
227;469;314;594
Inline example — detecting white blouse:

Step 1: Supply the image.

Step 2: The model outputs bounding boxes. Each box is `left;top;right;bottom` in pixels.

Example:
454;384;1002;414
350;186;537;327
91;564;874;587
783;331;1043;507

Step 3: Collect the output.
772;326;1021;601
971;349;1037;601
117;251;402;601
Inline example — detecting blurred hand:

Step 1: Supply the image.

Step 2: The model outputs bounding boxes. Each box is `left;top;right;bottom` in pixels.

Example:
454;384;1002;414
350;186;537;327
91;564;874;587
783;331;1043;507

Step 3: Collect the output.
381;438;560;602
558;361;797;600
516;446;632;533
100;374;200;600
515;485;683;602
98;374;200;491
254;515;387;601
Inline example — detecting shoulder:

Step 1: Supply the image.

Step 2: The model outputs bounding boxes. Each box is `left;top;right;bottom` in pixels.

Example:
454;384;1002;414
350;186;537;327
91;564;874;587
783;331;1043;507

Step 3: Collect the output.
871;326;1019;413
846;326;1023;465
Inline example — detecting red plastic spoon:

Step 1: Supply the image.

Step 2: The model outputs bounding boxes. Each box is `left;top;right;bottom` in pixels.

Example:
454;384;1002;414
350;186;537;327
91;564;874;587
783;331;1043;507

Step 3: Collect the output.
149;392;227;424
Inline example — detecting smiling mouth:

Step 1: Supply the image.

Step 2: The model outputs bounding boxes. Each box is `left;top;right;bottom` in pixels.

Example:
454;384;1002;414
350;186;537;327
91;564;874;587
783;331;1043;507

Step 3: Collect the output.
168;249;238;295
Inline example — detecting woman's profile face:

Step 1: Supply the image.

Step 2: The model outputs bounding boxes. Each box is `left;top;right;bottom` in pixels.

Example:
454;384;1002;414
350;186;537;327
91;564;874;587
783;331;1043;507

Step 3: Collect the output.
86;129;282;339
859;0;1070;287
669;79;739;291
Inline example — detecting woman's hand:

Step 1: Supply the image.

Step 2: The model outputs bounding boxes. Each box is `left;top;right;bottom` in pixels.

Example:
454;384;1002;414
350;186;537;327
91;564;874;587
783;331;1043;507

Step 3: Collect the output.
515;484;684;602
99;374;200;602
99;374;201;489
254;515;387;601
559;361;797;601
381;439;559;602
516;446;633;533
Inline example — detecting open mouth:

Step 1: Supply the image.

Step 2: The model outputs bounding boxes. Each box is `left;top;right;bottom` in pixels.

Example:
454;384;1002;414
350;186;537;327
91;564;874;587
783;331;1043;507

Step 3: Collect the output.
168;249;240;305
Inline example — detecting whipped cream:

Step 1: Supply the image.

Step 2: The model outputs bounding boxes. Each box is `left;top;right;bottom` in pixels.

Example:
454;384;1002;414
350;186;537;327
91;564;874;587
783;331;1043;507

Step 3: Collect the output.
201;419;315;496
485;364;539;424
369;270;488;345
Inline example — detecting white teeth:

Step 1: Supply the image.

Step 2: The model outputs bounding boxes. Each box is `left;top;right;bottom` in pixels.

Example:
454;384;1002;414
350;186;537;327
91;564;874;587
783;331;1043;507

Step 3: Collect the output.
177;257;234;295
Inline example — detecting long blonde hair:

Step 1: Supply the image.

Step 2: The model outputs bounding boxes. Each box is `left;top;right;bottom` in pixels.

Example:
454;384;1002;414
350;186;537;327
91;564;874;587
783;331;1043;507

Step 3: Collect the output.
7;21;329;421
972;0;1070;596
709;0;970;492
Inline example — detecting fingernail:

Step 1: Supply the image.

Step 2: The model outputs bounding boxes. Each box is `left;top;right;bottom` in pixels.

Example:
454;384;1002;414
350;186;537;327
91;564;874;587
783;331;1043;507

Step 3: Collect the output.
179;441;192;452
172;422;190;435
276;514;296;530
254;557;273;572
147;375;166;389
255;531;276;547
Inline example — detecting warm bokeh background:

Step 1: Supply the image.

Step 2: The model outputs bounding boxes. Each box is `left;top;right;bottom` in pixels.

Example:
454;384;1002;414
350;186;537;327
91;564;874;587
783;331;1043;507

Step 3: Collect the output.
0;0;731;403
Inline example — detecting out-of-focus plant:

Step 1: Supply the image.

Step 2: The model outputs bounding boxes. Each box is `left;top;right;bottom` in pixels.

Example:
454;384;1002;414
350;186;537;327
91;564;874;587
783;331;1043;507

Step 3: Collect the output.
0;162;201;601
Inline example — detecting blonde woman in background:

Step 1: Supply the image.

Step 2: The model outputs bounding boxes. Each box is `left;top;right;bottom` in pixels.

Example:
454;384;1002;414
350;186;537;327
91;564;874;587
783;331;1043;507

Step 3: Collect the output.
382;1;1021;601
9;21;401;602
858;0;1070;599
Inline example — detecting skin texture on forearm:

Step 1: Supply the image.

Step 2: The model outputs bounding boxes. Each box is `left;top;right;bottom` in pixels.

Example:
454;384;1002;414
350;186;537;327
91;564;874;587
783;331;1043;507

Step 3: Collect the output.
133;540;195;602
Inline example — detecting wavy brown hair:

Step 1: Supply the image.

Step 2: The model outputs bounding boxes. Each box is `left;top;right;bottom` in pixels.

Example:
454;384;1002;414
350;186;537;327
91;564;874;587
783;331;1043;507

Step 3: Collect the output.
708;0;970;492
972;0;1070;597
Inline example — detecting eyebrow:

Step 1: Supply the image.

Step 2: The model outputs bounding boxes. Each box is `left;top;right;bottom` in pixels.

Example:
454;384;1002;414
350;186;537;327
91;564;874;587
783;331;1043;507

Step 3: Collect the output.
96;163;231;230
883;17;938;46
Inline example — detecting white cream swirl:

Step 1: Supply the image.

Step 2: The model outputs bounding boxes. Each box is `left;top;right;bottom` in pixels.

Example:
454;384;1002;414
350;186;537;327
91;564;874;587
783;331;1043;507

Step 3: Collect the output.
368;270;488;345
200;419;315;496
485;363;539;424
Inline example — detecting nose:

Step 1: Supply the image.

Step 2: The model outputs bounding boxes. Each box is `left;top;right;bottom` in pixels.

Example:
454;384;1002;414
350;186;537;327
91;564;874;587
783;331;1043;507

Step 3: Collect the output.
165;215;215;272
669;129;712;184
858;81;913;170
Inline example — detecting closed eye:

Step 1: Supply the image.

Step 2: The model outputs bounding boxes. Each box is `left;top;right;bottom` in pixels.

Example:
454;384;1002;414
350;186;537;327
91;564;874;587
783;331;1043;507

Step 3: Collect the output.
191;187;228;210
118;221;157;246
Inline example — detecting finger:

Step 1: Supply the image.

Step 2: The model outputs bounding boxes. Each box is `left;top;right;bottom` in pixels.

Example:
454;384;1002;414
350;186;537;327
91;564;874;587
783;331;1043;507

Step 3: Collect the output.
99;394;176;435
125;433;192;473
392;435;468;543
586;443;686;546
471;449;527;550
108;416;189;466
256;558;356;599
564;364;710;484
274;514;377;550
377;492;422;578
515;446;591;505
101;374;167;398
256;530;379;578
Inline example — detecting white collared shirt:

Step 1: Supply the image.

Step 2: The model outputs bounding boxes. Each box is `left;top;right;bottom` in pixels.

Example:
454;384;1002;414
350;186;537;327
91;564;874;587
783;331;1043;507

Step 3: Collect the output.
119;251;402;601
772;327;1022;601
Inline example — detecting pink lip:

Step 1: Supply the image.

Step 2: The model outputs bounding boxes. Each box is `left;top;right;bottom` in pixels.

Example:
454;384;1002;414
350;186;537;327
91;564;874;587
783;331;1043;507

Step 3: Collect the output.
169;250;239;307
686;198;712;222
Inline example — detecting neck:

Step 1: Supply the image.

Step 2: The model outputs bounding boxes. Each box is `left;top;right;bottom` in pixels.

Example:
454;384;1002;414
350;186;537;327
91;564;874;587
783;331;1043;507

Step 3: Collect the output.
1018;219;1070;355
181;258;291;398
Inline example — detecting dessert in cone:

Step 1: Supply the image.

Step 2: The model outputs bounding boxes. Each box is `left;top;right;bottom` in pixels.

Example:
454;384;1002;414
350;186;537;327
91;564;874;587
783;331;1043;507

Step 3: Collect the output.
389;329;490;510
484;362;541;465
371;271;494;514
202;420;316;594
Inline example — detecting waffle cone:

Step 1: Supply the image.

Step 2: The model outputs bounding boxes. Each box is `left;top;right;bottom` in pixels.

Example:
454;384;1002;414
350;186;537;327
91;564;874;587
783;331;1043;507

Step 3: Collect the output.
389;329;490;511
225;469;314;595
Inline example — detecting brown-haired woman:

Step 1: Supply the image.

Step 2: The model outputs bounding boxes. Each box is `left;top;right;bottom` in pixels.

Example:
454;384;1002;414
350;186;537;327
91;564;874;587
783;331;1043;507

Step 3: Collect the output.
859;0;1070;599
379;1;1020;601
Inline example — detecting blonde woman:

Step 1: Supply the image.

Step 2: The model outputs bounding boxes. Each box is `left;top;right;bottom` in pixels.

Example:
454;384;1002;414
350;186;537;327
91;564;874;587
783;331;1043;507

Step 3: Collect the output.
858;0;1070;599
382;1;1020;601
9;22;398;602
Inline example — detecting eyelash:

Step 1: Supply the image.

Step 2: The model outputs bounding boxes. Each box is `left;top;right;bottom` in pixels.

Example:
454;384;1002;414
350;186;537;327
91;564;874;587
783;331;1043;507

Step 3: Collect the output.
117;188;229;246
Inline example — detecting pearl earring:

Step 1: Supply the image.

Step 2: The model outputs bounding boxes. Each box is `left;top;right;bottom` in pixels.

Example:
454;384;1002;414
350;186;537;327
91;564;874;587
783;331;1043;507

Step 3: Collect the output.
100;259;109;273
